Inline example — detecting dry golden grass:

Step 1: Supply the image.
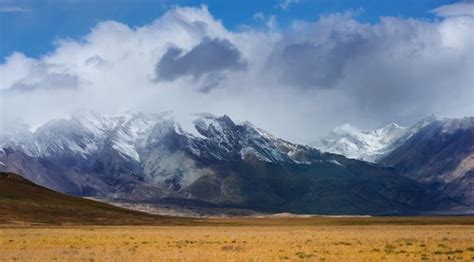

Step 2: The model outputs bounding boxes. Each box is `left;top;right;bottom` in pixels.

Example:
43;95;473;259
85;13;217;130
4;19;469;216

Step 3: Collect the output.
1;223;474;261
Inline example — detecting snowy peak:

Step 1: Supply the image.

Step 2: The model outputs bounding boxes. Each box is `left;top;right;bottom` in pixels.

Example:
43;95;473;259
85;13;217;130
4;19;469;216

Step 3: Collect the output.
0;111;166;161
315;115;474;162
191;114;289;162
146;118;185;147
71;110;118;136
31;119;98;158
316;122;408;162
1;111;324;165
106;112;169;161
193;114;239;150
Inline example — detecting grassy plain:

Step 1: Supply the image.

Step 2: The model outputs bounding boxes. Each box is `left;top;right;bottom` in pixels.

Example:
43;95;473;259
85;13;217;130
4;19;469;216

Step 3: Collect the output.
1;217;474;261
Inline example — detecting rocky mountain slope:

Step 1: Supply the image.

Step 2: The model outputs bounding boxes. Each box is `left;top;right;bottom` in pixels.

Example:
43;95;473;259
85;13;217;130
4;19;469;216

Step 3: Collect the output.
379;117;474;206
0;111;443;215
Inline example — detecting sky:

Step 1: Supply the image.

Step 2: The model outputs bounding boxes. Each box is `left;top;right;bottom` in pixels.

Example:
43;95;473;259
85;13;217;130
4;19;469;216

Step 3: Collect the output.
0;0;460;61
0;0;473;143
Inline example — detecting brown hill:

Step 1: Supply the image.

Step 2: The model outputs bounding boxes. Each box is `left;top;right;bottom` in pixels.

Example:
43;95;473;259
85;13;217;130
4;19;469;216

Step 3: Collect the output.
0;172;194;225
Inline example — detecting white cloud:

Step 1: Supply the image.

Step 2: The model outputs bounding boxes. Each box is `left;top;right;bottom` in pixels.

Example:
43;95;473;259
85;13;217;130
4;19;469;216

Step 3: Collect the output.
253;12;265;21
431;2;474;17
0;6;30;13
277;0;300;11
0;4;473;143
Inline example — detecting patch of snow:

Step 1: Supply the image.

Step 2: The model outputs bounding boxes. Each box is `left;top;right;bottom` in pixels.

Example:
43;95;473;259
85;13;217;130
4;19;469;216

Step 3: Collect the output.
328;159;344;167
441;116;474;134
110;112;165;161
240;147;272;162
112;142;140;161
71;110;118;137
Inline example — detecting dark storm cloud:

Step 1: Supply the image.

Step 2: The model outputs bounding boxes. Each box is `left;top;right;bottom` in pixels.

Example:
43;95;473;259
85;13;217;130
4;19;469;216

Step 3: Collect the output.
155;37;247;82
268;32;369;89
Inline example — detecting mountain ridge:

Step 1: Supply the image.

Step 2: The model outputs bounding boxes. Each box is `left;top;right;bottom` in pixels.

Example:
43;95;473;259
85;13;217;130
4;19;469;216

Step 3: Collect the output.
0;111;447;215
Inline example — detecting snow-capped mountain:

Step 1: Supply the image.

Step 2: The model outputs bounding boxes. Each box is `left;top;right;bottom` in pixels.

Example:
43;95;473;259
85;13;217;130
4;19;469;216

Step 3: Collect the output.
0;111;162;161
315;115;440;162
0;111;340;198
0;111;319;165
315;115;474;207
315;123;408;162
0;111;442;215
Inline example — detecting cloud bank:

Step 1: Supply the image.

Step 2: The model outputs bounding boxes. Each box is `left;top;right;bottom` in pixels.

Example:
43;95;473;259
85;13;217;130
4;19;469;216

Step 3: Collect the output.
0;4;473;143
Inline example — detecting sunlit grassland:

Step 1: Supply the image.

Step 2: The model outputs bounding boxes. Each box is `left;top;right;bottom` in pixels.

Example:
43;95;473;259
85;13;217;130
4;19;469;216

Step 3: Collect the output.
1;218;474;261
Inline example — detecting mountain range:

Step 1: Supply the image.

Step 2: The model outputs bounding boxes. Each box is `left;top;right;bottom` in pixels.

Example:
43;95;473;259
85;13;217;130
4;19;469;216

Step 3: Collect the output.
1;111;472;215
316;116;474;208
